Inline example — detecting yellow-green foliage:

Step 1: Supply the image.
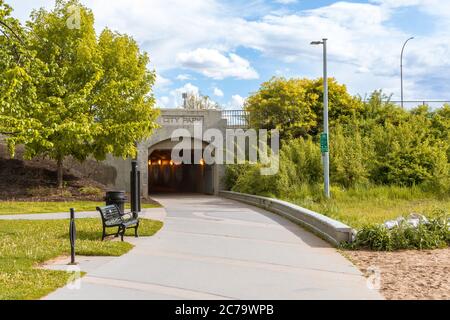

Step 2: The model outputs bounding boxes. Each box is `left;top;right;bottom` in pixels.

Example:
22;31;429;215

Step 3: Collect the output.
227;86;450;231
0;0;160;187
245;77;362;140
0;218;163;300
79;186;103;197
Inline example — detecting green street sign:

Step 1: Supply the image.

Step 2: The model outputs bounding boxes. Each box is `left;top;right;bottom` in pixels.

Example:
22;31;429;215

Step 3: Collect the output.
320;133;329;153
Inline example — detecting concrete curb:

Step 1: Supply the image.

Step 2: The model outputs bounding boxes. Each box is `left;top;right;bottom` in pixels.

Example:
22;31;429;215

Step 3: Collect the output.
219;191;354;246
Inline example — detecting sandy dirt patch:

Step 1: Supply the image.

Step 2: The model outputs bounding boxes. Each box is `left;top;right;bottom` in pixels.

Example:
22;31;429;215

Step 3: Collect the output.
343;248;450;300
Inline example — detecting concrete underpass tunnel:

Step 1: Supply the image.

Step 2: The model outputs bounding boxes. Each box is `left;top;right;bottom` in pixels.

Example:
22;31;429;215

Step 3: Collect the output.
148;148;214;195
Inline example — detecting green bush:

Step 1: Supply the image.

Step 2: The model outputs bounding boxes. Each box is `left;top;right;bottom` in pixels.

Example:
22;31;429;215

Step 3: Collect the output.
279;137;322;186
79;186;103;197
226;138;323;199
330;124;372;188
368;107;450;188
231;164;279;197
349;212;449;251
223;163;253;190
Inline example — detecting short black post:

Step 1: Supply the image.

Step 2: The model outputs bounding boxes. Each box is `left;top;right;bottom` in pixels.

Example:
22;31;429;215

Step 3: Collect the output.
138;169;141;212
69;208;76;265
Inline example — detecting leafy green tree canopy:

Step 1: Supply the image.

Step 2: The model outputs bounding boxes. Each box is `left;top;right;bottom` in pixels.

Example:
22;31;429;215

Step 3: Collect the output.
0;0;45;154
244;77;362;139
1;0;159;187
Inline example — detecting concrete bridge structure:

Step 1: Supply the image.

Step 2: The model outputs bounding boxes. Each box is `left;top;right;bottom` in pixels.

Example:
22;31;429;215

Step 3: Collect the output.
99;109;248;197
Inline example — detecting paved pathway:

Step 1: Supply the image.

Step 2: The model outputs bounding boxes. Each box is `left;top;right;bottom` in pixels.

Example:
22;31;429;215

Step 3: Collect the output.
41;195;382;300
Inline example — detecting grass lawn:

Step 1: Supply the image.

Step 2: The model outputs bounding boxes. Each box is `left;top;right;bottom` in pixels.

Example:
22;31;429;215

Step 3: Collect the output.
0;201;161;215
0;218;163;300
286;186;450;229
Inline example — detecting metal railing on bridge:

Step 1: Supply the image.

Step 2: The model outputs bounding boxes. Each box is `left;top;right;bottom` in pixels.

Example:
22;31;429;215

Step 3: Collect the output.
368;100;450;109
221;110;250;128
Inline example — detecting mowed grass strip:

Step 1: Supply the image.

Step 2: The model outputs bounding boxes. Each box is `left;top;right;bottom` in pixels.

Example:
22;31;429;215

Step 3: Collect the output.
0;218;163;300
0;201;160;215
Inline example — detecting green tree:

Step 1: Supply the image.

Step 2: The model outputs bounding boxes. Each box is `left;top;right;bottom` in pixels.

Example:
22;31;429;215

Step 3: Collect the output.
0;0;45;155
1;0;159;188
245;77;362;140
91;28;159;160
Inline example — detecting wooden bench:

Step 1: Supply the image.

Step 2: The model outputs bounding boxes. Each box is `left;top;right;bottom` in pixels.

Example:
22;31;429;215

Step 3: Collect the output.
96;205;140;241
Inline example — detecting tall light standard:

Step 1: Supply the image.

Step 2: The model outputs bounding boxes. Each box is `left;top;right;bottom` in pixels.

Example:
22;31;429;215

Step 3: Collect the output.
401;37;414;108
311;38;330;199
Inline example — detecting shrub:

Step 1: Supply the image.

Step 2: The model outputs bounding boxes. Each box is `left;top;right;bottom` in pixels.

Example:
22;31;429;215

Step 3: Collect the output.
330;124;372;188
226;138;323;199
369;113;450;187
79;186;103;197
349;212;449;251
279;137;322;186
59;189;72;198
231;164;279;197
223;163;253;190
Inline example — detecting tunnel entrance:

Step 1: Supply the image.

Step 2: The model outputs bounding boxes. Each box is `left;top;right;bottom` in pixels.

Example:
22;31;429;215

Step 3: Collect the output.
148;149;214;194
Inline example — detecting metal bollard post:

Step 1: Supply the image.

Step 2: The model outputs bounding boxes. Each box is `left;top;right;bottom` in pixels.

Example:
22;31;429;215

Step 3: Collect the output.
69;208;77;265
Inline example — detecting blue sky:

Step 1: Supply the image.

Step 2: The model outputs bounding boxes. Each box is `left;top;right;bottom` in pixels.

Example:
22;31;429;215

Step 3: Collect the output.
8;0;450;109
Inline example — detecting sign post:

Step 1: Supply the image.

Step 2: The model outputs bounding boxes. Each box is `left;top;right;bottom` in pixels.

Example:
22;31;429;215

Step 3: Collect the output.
320;133;329;154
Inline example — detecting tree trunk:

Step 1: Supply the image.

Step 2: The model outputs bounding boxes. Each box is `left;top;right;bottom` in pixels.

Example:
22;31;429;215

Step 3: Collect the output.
57;158;64;189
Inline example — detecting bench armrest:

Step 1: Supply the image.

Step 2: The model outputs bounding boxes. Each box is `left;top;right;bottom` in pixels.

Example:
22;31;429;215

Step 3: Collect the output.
122;213;133;221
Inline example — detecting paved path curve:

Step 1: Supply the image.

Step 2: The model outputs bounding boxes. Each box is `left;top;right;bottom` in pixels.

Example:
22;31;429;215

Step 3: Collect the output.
44;195;382;300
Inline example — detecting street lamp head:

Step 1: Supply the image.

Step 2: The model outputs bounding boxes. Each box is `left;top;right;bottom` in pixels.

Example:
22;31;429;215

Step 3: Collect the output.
310;41;323;45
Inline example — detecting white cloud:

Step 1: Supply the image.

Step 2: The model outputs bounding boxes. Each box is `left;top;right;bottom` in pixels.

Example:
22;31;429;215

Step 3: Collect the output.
176;74;194;81
154;73;171;90
177;48;259;80
274;0;298;4
213;87;224;97
157;96;171;108
173;82;200;97
370;0;423;8
226;94;246;109
158;83;201;108
9;0;450;100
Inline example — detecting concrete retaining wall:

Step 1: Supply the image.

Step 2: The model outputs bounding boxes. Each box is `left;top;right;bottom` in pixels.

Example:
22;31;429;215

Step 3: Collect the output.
219;191;355;245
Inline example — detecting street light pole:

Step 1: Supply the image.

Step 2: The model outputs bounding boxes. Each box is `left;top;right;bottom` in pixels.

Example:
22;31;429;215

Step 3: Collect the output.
311;38;330;199
401;37;414;109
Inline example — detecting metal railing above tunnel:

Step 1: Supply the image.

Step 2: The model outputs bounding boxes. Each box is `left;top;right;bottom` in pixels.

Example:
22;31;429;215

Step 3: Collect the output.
221;110;250;129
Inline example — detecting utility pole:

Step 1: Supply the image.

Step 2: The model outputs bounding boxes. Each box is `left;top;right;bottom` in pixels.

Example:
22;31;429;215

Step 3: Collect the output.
311;38;330;198
401;37;414;108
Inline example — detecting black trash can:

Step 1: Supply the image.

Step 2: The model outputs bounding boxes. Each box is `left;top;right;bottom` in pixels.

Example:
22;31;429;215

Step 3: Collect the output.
105;191;127;214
